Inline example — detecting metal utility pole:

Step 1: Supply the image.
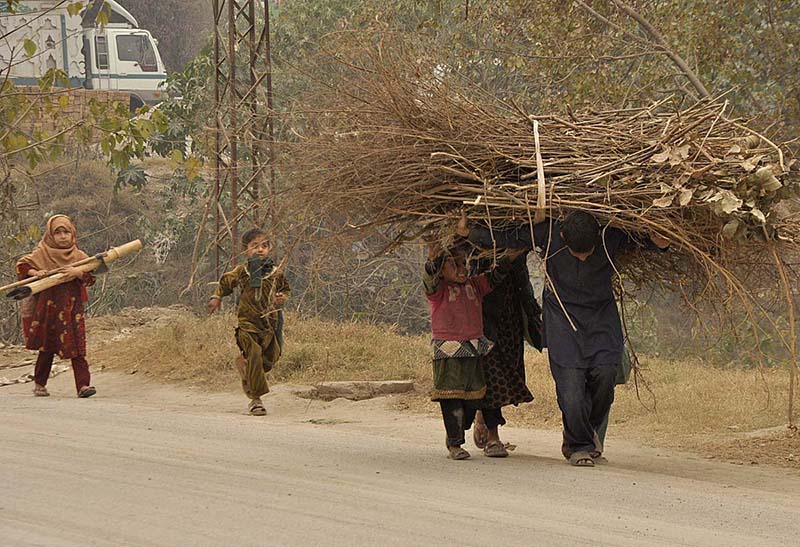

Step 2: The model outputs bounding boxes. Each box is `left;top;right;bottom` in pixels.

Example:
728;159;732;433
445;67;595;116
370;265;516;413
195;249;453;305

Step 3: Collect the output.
212;0;275;276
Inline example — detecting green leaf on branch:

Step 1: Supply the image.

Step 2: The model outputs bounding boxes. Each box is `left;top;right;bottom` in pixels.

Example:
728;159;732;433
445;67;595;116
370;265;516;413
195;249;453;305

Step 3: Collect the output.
4;1;20;14
149;109;169;133
115;164;148;190
135;118;155;139
4;132;29;153
184;156;203;181
23;38;37;58
111;149;131;171
168;148;184;168
66;2;83;17
96;8;109;29
26;148;42;169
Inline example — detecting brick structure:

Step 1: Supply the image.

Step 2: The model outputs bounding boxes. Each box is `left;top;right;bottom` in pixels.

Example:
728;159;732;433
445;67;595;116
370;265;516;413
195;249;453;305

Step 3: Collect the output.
13;87;133;137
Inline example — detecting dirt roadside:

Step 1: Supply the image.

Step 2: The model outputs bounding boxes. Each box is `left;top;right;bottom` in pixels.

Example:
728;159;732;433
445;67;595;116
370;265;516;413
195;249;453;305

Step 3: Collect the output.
4;307;800;546
3;367;800;547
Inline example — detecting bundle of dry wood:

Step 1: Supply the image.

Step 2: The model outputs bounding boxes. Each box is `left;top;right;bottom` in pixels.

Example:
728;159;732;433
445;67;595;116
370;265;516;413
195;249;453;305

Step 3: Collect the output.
290;50;799;288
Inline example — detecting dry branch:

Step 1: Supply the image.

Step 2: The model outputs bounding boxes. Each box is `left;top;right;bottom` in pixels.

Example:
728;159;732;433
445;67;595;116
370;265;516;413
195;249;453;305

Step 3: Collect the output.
289;45;799;273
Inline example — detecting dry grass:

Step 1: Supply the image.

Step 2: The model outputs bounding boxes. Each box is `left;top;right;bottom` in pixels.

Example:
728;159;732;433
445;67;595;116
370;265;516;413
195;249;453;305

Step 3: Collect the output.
91;308;241;390
93;309;790;436
495;351;790;445
91;310;432;390
705;429;800;469
278;315;430;383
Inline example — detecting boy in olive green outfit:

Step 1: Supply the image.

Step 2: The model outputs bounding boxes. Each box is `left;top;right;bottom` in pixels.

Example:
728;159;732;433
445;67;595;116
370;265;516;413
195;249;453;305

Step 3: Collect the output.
209;228;289;415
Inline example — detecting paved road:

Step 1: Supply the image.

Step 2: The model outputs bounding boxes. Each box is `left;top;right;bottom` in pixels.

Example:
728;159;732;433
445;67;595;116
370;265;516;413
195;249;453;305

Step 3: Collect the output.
2;371;800;547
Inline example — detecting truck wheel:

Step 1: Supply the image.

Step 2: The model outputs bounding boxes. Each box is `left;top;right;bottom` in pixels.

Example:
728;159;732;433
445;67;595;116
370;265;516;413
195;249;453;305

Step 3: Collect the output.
130;95;145;115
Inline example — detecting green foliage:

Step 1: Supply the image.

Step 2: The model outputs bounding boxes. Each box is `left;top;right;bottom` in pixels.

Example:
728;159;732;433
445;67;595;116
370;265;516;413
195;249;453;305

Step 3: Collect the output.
38;68;70;90
3;1;83;16
66;2;83;17
0;72;167;220
22;38;36;58
148;45;213;158
115;164;149;191
96;7;108;28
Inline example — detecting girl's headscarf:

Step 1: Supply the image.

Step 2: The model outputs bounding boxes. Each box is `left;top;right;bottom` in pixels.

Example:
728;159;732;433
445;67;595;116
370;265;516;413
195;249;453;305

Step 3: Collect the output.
17;215;89;272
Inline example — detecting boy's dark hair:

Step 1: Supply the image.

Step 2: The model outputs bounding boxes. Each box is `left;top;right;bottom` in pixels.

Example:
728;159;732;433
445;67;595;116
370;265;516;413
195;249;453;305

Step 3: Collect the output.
561;211;600;253
242;228;269;247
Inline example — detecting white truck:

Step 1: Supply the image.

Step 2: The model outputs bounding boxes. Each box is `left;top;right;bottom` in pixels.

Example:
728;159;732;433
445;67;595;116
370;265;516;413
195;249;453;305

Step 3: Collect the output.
0;0;168;110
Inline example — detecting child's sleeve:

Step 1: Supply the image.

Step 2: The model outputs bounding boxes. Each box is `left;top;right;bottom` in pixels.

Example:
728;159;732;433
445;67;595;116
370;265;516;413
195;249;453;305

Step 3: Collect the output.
276;271;290;297
214;266;243;298
601;227;631;258
422;256;444;296
81;272;96;288
474;274;492;298
485;256;516;292
602;227;666;258
16;262;33;281
469;225;534;250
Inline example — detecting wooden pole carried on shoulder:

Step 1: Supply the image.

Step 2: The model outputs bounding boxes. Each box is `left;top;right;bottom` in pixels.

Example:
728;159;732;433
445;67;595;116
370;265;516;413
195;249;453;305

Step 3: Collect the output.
4;240;143;300
0;253;109;294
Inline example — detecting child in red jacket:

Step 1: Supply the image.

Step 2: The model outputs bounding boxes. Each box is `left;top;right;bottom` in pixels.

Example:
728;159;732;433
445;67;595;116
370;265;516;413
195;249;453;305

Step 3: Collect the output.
16;215;96;398
423;241;517;460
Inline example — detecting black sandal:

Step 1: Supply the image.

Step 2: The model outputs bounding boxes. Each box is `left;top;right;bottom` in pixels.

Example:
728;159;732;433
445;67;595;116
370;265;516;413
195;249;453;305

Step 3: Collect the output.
78;386;96;398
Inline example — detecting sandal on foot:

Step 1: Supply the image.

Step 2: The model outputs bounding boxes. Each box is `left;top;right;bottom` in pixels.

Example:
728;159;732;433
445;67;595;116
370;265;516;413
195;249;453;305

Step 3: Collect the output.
447;446;470;460
473;411;489;449
33;384;50;397
248;399;267;416
78;386;96;398
569;451;594;467
484;440;509;458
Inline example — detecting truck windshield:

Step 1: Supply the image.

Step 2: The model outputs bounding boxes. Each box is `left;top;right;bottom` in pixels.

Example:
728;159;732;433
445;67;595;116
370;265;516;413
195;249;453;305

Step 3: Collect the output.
115;35;159;72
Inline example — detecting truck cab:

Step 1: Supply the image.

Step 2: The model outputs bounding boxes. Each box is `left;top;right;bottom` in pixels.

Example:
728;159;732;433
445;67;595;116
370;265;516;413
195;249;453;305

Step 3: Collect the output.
0;1;168;110
81;1;168;109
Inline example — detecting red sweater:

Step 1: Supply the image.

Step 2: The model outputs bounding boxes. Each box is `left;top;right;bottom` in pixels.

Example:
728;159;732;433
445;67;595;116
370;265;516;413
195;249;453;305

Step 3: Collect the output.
426;275;492;341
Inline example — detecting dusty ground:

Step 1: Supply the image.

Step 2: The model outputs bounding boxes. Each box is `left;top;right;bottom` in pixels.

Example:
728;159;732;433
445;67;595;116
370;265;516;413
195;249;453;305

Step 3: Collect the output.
704;427;800;469
3;369;800;547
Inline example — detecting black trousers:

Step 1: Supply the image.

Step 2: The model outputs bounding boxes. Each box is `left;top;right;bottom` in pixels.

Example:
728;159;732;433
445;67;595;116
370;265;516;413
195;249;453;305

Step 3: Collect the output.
550;361;617;454
439;399;481;447
482;406;506;430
